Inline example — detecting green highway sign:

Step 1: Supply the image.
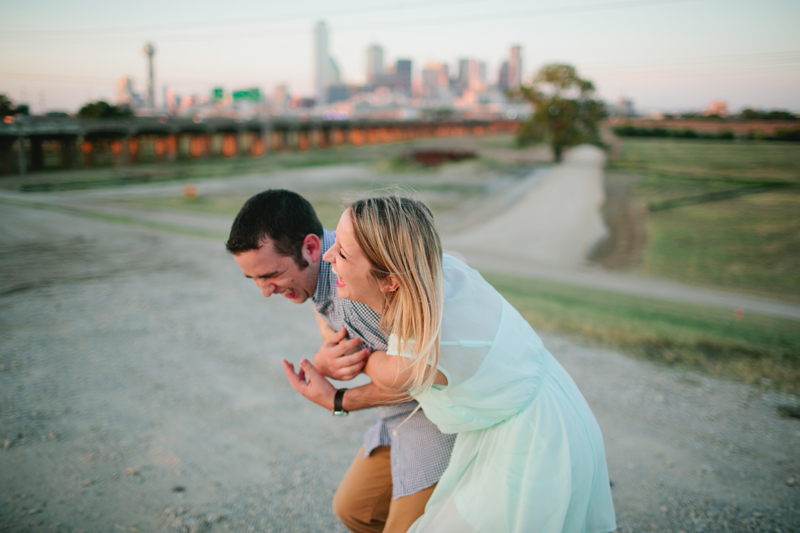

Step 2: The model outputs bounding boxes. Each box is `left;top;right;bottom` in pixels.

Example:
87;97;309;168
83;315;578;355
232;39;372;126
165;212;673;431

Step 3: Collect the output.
233;88;261;102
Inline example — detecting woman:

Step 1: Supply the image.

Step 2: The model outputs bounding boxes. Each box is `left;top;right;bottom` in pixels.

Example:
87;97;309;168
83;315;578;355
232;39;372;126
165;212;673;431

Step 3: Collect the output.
284;196;616;533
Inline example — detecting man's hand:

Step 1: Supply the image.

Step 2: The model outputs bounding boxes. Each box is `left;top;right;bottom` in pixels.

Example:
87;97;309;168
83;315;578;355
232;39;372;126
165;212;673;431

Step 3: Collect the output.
281;359;337;410
313;326;371;380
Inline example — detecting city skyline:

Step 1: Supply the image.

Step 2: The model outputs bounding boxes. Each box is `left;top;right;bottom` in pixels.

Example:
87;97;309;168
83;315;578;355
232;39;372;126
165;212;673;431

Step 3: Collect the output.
1;0;798;114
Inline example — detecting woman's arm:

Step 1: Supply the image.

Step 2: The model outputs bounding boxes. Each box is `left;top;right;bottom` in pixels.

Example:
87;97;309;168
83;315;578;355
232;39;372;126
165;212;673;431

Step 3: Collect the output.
364;350;448;392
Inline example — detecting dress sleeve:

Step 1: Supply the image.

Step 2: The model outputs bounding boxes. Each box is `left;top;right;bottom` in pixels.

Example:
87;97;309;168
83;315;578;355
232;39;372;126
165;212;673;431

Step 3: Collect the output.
386;333;413;358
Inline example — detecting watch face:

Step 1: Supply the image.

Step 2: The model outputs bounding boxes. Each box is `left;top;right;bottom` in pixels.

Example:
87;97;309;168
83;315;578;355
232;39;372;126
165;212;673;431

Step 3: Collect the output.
332;410;349;417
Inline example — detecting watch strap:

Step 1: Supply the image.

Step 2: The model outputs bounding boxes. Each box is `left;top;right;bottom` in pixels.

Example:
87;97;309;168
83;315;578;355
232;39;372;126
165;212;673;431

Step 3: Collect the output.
333;388;348;415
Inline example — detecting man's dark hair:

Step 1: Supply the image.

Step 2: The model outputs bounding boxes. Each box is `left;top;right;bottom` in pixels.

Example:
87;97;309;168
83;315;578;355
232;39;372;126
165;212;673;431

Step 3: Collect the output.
225;190;323;268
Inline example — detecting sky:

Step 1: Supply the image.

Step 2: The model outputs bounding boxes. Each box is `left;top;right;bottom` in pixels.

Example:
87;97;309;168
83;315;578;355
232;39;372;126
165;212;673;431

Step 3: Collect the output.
1;0;798;114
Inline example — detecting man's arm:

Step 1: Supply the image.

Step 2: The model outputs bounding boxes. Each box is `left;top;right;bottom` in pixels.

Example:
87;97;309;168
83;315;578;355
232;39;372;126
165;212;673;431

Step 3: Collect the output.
341;381;410;411
282;359;410;411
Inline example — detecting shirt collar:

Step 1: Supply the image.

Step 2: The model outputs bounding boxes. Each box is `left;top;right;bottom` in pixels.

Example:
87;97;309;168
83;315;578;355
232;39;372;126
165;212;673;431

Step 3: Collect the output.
312;228;336;304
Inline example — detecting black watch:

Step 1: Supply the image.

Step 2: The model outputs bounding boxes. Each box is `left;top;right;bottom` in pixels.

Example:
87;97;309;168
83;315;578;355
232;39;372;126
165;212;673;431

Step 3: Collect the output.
333;388;348;416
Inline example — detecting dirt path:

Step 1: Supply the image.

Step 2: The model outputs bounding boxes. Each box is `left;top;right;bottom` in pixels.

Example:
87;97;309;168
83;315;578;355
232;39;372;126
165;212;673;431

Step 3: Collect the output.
440;146;800;321
2;193;799;531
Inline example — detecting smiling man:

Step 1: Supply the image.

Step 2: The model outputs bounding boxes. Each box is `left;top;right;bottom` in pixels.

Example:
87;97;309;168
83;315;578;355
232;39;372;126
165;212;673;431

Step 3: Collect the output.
225;190;455;533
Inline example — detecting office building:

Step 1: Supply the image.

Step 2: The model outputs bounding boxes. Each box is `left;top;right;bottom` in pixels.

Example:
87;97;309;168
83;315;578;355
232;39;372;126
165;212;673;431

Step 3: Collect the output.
498;61;510;91
508;45;522;89
314;21;329;105
366;44;384;83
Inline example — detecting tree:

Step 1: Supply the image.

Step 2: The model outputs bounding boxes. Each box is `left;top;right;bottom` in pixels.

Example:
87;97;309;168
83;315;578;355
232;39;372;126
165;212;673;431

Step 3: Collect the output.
0;93;30;117
77;100;133;119
516;64;606;162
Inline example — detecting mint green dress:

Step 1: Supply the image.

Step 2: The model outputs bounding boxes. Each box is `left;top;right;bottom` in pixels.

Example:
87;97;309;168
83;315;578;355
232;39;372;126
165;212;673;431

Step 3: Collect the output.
390;255;616;533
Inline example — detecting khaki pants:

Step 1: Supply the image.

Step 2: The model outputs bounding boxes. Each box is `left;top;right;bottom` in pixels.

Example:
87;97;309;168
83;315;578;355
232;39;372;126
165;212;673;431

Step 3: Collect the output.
333;446;436;533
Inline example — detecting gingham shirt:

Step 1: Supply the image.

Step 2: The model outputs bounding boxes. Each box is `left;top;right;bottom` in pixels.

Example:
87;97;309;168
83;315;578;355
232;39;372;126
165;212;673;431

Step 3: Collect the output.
313;229;455;499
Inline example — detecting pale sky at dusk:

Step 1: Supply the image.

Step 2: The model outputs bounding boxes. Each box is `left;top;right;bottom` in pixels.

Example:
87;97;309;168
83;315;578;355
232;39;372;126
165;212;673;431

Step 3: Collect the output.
1;0;798;113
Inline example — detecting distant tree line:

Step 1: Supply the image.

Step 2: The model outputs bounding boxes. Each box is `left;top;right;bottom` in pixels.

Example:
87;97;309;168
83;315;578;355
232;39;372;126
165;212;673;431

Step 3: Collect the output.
613;125;800;142
739;109;797;121
654;109;797;121
77;100;134;119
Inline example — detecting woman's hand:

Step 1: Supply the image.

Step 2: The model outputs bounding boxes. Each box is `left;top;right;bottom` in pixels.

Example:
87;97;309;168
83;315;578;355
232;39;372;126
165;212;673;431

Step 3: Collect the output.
281;359;337;411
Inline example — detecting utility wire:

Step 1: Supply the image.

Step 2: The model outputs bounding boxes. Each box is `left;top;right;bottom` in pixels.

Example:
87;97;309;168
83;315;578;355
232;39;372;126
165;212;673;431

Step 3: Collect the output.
1;0;488;37
1;0;700;43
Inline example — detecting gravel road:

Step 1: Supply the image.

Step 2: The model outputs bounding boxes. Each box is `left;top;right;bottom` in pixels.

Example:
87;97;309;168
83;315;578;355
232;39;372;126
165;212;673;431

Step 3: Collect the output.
1;160;798;532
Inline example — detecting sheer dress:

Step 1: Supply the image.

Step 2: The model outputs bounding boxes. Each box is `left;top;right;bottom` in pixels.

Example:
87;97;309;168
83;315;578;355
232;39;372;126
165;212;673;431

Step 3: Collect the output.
388;255;616;533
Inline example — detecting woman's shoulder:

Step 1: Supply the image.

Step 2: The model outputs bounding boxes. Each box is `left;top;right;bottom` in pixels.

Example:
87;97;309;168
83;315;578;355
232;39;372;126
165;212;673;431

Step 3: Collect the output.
439;253;504;345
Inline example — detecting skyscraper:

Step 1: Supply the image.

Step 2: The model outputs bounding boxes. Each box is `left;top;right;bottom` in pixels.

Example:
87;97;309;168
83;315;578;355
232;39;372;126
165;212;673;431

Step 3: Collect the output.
395;59;412;95
314;21;329;105
508;45;522;89
366;44;384;84
498;61;510;91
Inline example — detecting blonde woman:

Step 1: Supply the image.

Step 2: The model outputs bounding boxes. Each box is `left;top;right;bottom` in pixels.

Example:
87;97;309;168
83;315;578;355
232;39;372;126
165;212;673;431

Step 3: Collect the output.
283;196;616;533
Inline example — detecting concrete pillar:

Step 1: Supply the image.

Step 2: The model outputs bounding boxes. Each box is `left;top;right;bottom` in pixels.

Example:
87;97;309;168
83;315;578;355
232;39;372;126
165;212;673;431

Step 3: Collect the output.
260;127;270;155
17;136;27;175
270;130;283;152
298;130;309;151
317;129;330;149
30;137;45;171
0;137;15;174
286;129;296;151
59;136;78;169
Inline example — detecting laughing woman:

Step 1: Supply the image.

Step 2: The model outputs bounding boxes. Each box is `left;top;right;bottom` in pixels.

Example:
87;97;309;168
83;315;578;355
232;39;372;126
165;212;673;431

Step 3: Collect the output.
284;196;616;533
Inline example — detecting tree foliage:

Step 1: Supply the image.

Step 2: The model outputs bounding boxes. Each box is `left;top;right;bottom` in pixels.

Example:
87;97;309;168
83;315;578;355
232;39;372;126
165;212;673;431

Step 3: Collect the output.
1;93;30;117
77;100;133;119
516;64;606;161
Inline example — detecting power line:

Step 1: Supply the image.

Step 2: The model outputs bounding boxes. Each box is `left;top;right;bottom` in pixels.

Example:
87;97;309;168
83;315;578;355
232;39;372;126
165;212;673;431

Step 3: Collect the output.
1;0;487;37
1;0;700;43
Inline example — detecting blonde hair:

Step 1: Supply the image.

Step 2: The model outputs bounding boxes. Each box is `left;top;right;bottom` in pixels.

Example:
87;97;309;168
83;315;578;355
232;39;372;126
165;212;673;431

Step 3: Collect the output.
348;196;443;395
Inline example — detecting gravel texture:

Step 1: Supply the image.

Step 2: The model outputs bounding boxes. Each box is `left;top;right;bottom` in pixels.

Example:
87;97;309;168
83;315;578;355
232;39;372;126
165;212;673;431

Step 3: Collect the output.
1;163;798;532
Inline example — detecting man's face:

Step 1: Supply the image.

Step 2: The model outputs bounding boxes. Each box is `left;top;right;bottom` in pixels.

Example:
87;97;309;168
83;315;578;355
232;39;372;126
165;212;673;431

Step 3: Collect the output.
234;235;321;304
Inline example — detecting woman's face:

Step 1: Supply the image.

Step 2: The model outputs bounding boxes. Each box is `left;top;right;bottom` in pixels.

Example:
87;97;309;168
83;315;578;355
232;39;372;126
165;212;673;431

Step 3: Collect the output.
323;209;386;312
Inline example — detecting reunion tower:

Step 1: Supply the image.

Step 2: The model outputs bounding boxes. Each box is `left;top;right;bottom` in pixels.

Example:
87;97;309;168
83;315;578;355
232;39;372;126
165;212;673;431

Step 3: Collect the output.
143;42;156;109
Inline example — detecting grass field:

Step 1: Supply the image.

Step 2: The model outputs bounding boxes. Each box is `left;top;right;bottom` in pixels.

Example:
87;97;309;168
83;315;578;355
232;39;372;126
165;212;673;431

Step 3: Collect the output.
607;138;800;301
486;272;800;394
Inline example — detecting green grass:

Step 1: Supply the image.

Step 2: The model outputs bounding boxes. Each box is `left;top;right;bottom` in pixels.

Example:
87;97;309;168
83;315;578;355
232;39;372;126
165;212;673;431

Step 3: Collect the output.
608;138;800;301
609;138;800;183
485;271;800;394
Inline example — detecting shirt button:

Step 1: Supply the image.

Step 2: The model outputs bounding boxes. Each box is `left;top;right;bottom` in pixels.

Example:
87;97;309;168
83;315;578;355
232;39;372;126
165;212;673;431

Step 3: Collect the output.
392;430;397;436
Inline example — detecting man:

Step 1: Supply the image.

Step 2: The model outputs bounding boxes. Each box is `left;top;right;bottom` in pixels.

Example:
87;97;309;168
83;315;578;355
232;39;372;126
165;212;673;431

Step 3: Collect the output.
226;190;455;533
